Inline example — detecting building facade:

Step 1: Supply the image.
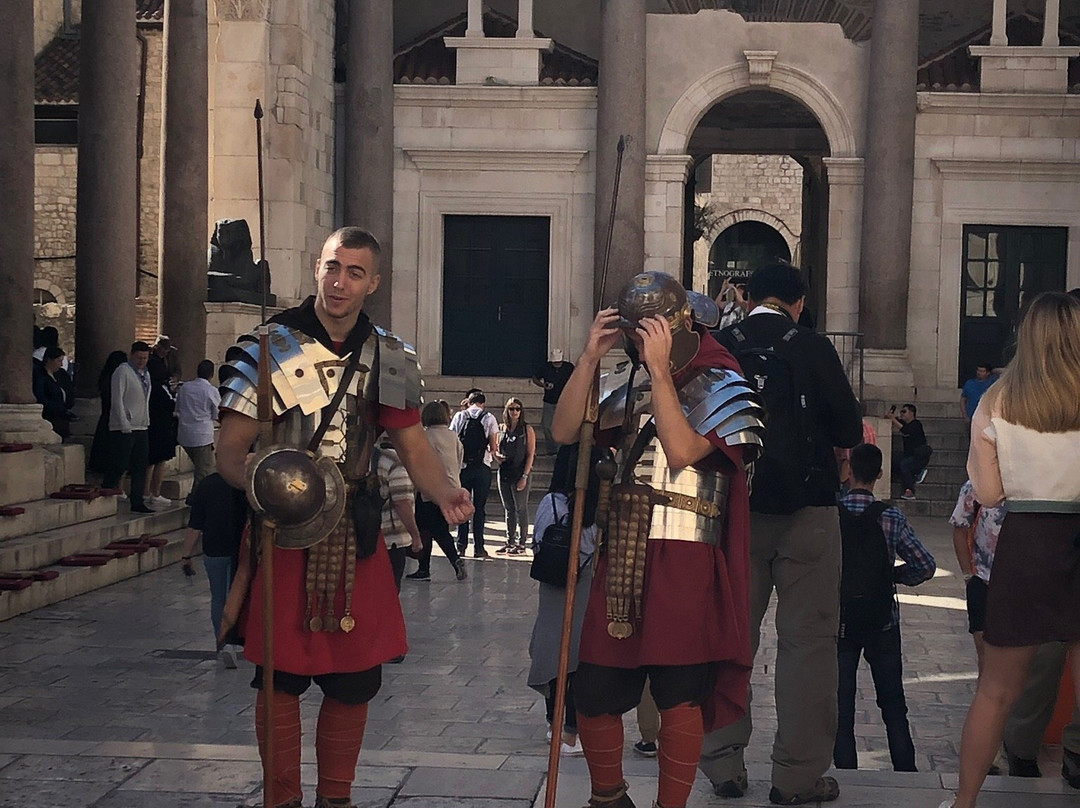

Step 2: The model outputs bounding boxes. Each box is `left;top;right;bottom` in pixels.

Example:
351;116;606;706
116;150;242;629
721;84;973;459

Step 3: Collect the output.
24;0;1080;410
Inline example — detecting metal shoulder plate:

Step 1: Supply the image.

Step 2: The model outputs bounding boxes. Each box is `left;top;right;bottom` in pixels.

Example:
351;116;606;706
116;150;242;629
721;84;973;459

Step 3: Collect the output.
373;326;424;411
597;362;652;432
218;323;342;419
678;368;767;464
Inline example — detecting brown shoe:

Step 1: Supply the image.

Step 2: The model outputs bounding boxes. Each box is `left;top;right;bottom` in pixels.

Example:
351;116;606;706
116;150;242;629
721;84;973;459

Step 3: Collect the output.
585;781;636;808
769;776;840;805
314;797;354;808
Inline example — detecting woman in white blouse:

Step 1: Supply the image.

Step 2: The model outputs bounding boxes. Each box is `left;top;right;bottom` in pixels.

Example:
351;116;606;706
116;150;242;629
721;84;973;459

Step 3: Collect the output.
944;291;1080;808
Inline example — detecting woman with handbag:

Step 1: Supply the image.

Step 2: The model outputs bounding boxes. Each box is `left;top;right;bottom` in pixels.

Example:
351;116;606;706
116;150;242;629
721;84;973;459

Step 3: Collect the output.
527;444;606;756
495;397;536;555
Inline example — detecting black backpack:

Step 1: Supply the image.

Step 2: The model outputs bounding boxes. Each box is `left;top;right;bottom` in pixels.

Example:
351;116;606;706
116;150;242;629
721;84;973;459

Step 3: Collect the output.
838;501;895;635
727;324;815;515
458;412;488;465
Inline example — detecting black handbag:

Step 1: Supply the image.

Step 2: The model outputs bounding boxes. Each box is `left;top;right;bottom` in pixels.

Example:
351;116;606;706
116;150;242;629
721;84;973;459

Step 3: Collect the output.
530;496;573;587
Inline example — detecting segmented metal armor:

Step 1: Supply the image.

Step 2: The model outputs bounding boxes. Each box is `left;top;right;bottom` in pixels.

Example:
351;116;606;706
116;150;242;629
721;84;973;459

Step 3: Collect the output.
594;365;766;639
218;322;423;634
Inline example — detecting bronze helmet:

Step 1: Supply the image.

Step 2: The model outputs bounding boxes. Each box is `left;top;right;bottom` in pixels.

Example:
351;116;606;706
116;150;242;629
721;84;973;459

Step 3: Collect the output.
615;271;701;373
245;446;347;549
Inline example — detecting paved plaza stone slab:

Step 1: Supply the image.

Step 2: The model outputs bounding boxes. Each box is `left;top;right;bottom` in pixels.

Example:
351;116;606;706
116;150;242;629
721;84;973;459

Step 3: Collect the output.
0;517;1077;806
399;767;544;799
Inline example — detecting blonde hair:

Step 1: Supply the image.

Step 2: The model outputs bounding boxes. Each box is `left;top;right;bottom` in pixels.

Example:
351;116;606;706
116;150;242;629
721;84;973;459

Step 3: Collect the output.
989;292;1080;432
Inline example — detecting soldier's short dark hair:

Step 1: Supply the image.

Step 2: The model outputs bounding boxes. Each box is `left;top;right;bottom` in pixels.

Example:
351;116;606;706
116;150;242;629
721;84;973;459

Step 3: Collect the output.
328;227;381;257
849;443;883;484
746;263;808;306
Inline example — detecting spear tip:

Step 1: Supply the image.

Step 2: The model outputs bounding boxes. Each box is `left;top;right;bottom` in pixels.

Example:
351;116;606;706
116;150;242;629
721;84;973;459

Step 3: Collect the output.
254;99;263;119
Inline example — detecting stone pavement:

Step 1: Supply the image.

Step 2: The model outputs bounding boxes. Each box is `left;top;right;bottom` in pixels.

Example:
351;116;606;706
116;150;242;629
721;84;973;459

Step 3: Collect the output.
0;516;1076;808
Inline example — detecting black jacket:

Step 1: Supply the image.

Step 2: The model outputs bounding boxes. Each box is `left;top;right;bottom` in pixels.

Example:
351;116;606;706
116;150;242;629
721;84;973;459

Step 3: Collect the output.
715;312;863;511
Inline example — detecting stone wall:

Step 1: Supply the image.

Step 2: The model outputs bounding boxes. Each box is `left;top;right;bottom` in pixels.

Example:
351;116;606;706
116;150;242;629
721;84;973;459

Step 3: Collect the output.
393;85;597;376
690;154;804;291
909;93;1080;391
208;0;337;305
33;148;78;353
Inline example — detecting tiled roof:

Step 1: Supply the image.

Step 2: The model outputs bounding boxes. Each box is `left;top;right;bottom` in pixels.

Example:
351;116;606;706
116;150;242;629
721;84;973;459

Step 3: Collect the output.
918;13;1080;93
394;10;598;87
35;35;79;104
136;0;164;21
35;1;164;104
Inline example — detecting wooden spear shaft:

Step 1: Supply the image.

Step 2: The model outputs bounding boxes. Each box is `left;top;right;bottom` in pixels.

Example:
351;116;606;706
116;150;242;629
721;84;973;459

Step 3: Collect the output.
543;136;626;808
254;98;276;808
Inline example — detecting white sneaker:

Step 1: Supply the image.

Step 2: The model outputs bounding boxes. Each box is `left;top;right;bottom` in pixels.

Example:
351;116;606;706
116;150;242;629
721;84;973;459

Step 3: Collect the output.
152;495;172;507
560;739;584;757
116;492;128;501
220;646;239;669
937;800;955;808
546;728;553;742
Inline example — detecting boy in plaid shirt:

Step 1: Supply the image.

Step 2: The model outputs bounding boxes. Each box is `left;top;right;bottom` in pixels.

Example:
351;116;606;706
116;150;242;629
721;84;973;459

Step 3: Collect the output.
834;443;936;772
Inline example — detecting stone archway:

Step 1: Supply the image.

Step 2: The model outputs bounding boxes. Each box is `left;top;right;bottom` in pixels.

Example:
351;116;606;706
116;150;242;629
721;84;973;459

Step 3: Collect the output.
709;208;800;258
657;62;858;158
646;60;863;332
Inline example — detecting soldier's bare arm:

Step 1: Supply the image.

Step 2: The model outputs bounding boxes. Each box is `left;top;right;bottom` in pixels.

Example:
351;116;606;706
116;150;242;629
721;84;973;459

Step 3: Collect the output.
216;412;259;490
636;316;714;470
551;307;621;444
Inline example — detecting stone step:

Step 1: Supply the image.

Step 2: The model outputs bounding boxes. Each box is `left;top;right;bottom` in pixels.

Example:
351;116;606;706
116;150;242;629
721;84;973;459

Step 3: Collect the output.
0;493;118;542
0;527;187;621
0;444;85;508
891;497;958;519
0;502;188;574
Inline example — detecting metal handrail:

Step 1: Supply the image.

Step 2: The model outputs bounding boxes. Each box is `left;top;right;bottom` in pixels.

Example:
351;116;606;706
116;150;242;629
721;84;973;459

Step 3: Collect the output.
821;330;864;405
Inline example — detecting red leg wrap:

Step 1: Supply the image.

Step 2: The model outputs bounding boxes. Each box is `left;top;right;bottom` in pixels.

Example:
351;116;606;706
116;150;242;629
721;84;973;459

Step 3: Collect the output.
656;703;704;808
577;712;626;795
316;697;369;800
254;690;303;807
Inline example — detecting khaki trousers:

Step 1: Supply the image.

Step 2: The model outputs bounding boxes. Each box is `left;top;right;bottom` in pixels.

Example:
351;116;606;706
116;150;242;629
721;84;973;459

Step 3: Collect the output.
699;506;841;794
1003;641;1080;759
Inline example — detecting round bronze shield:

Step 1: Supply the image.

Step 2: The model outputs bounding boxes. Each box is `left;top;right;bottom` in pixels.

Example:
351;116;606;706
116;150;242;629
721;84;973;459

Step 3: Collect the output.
246;447;347;550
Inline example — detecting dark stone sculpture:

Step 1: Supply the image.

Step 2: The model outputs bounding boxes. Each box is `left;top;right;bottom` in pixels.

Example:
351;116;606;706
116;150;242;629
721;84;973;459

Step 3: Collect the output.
207;218;276;306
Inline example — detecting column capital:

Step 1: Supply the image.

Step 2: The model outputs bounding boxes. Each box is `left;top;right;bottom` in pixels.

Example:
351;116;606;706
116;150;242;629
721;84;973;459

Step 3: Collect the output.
822;157;864;185
645;154;695;184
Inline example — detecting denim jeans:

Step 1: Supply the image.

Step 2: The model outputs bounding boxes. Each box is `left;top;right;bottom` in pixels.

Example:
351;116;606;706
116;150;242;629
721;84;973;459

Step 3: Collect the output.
203;555;234;642
834;624;917;772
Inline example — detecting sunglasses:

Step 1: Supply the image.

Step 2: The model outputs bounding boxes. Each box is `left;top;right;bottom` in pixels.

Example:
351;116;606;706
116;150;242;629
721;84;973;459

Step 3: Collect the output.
507;406;522;411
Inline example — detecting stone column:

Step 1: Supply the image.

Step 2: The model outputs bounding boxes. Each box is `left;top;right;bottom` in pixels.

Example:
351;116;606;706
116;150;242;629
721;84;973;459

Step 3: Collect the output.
990;0;1008;46
1044;0;1061;47
517;0;535;38
159;0;209;373
0;1;56;443
858;0;918;351
76;0;139;396
594;0;647;308
344;0;394;326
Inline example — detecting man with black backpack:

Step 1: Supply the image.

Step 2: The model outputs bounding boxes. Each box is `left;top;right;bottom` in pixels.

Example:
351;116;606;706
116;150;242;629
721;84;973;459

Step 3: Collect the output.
700;263;862;805
834;443;935;772
449;391;500;558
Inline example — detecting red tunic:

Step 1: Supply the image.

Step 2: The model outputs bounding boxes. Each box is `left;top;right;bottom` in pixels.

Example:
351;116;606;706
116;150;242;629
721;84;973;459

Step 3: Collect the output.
578;333;753;730
241;403;419;675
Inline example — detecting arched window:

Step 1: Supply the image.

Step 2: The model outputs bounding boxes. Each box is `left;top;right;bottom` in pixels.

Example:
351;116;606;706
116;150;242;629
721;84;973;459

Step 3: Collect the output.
708;221;792;298
33;288;58;305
